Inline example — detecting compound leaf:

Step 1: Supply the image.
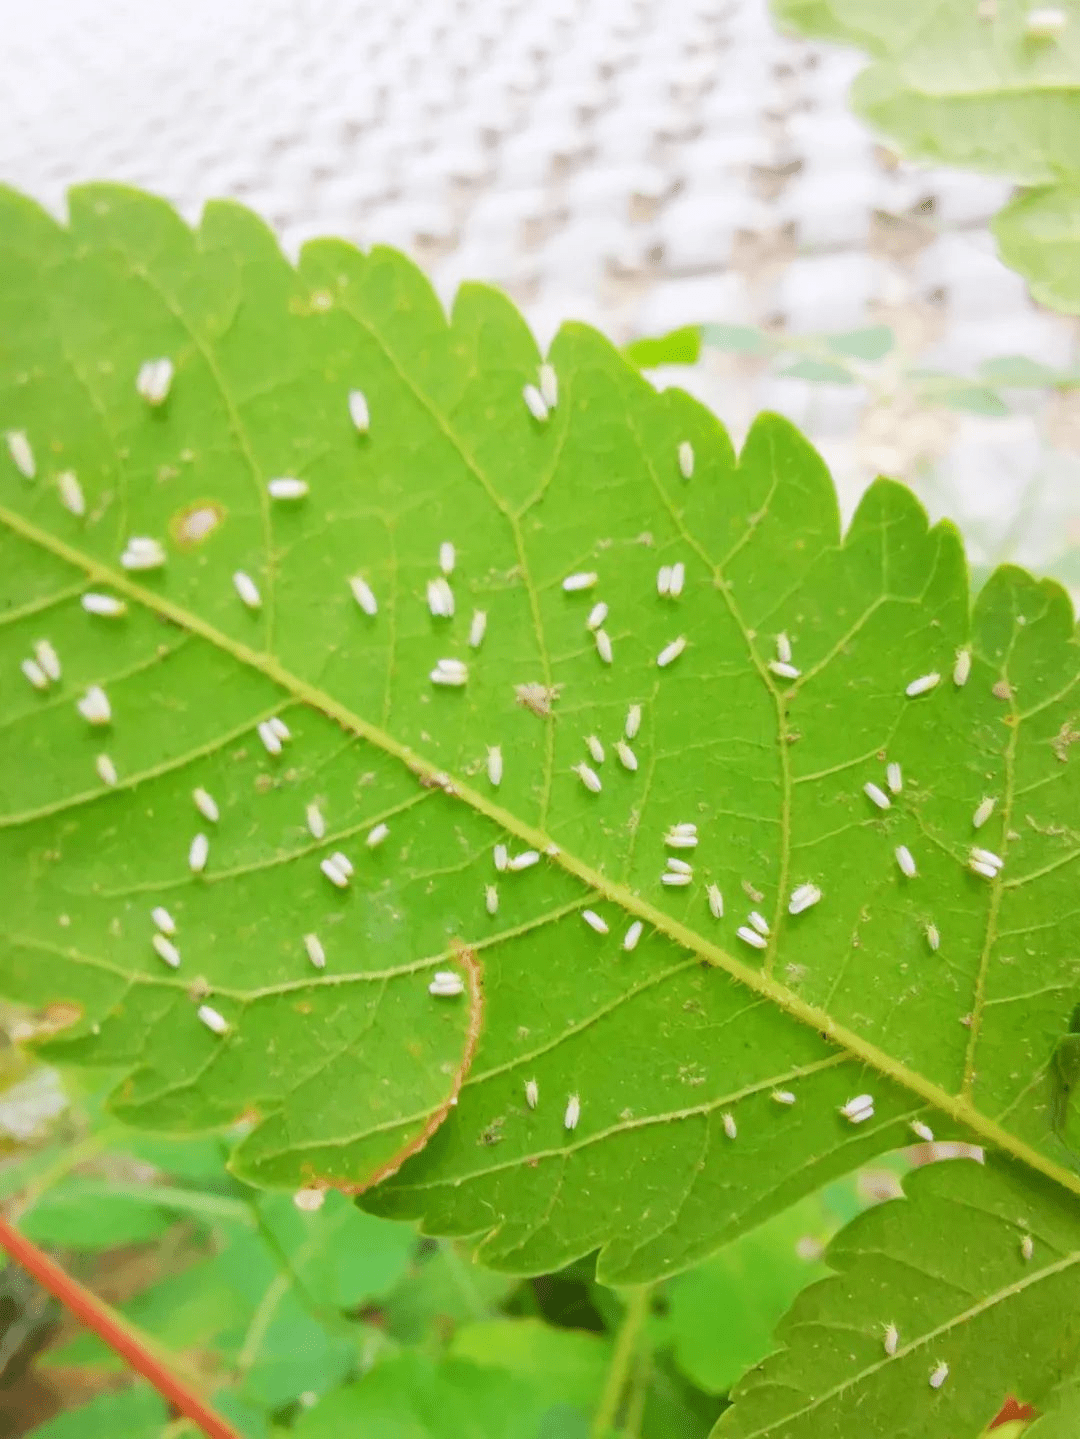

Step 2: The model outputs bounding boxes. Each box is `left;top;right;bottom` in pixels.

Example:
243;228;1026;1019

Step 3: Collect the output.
1;186;1079;1299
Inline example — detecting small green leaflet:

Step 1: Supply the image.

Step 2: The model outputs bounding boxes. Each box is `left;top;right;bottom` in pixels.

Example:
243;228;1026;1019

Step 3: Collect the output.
1;187;1079;1295
716;1156;1080;1438
773;0;1080;315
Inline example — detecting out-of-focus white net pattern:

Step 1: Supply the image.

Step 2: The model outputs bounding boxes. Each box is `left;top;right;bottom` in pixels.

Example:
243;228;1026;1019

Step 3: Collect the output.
4;0;1079;578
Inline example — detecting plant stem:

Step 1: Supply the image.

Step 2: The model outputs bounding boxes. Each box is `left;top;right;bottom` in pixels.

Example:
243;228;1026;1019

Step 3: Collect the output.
591;1285;652;1439
0;1213;243;1439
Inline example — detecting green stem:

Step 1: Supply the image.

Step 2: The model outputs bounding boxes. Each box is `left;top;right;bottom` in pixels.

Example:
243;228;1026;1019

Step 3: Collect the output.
591;1286;652;1439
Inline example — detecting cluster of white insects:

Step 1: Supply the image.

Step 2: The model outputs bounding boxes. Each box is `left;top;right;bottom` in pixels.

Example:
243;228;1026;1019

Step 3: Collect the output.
7;338;1008;1225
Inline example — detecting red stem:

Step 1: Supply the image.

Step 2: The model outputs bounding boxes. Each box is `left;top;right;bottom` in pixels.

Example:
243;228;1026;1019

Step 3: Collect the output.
0;1213;243;1439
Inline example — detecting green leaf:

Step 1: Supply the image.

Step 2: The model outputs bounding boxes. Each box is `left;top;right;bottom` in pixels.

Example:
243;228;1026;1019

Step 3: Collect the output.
716;1155;1080;1437
2;185;1080;1310
1027;1369;1080;1436
914;376;1011;417
776;360;857;385
291;1354;552;1439
383;1243;517;1344
624;327;703;369
773;0;1080;312
20;1179;176;1249
977;356;1066;389
24;1386;168;1438
824;326;895;362
994;184;1080;316
701;323;773;354
449;1317;610;1407
658;1188;842;1394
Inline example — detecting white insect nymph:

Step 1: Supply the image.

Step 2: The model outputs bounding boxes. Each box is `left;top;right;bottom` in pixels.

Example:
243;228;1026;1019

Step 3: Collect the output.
485;884;499;915
430;657;468;687
233;571;262;610
625;703;642;739
905;672;940;698
748;911;770;936
136;357;174;406
153;934;181;968
971;846;1003;872
268;717;291;743
657;565;673;598
594;629;613;664
121;536;167;571
910;1119;935;1143
775;632;792;664
82;592;127;617
953;647;972;686
662;871;692;887
582;909;609;934
525;1078;540;1109
564;1093;580;1130
928;1360;949;1390
21;658;48;691
539;363;558;409
523;383;549;422
257;720;283;755
192;787;219;823
722;1112;737;1139
189;833;210;873
1020;1233;1034;1261
768;660;800;680
668;562;686;598
152;906;176;935
427;577;455;618
494;844;508;872
615;740;638;771
563;571;597;592
349;576;378;616
895;845;917;878
294;1187;326;1212
348;389;370;433
329;851;353;877
429;971;465;997
926;922;941;952
788;883;821;915
886;762;902;794
306;803;326;839
883;1323;899;1357
77;685;112;726
771;1089;796;1106
587;601;608;631
469;610;487;648
678;441;694;479
507;849;540;871
304;933;326;969
439;542;456;576
197;1004;230;1036
267;477;309;500
366;823;390;848
573;762;602;793
839;1093;875;1124
657;636;686;668
33;640;60;682
320;855;350;889
57;471;86;516
585;735;605;765
6;429;35;478
486;745;503;787
708;884;724;919
972;796;996;830
864;782;891;811
664;823;698;849
737;925;767;950
623;920;643;951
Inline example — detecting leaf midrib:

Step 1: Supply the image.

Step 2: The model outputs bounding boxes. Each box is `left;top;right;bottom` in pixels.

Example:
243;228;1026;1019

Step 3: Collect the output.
2;502;1079;1202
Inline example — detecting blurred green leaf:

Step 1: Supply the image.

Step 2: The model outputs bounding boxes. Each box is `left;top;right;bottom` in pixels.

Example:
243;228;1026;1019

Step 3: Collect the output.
978;355;1065;388
624;326;703;368
291;1354;551;1439
777;359;857;385
824;326;895;362
20;1179;175;1249
701;323;773;354
24;1386;167;1438
236;1288;360;1410
256;1192;416;1311
995;185;1080;316
449;1317;610;1408
384;1243;517;1344
916;377;1011;417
